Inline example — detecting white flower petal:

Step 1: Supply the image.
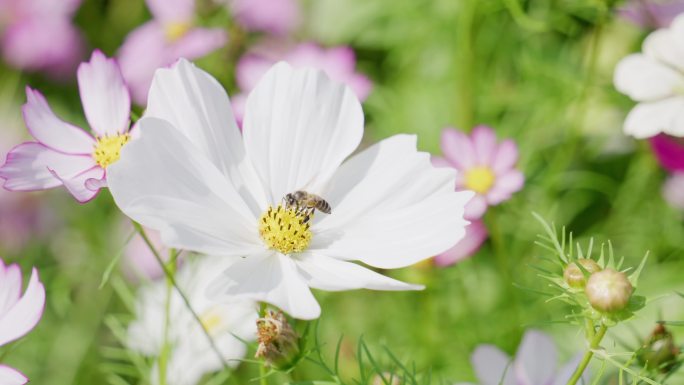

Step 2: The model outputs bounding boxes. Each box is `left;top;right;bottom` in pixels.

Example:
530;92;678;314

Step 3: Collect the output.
614;54;683;102
295;252;423;291
108;117;261;256
0;268;45;346
624;97;684;138
77;50;131;137
0;365;27;385
0;142;95;191
145;59;267;214
22;87;95;154
514;330;558;385
471;345;515;385
0;262;21;315
311;135;471;269
242;61;364;203
207;252;321;320
643;27;684;72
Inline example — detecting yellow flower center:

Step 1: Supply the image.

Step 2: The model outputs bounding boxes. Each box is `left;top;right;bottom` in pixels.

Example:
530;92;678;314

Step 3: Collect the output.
200;308;224;335
164;21;191;42
464;166;495;194
259;205;312;255
92;134;130;168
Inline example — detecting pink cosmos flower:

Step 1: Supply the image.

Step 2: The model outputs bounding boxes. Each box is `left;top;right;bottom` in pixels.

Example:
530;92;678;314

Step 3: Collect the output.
226;0;300;36
456;330;589;385
650;134;684;172
0;50;132;203
618;0;684;29
0;258;46;385
433;219;488;266
118;0;227;105
435;126;524;220
232;41;373;125
0;0;84;78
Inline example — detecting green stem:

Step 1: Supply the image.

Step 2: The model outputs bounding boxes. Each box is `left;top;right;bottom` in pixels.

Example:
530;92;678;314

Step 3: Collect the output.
565;324;608;385
132;222;230;370
158;249;177;385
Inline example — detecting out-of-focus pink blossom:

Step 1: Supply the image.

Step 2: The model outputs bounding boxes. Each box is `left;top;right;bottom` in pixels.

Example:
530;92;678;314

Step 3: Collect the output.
226;0;300;36
122;225;182;283
663;172;684;209
433;220;487;267
232;42;372;125
435;126;524;220
650;134;684;172
618;0;684;29
0;258;46;385
0;0;84;78
0;50;133;203
118;0;227;105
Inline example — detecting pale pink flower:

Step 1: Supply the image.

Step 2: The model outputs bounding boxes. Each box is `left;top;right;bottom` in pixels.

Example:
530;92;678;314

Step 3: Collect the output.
0;0;84;77
663;172;684;210
0;50;132;203
619;0;684;29
433;219;488;266
226;0;300;36
0;258;46;385
232;41;372;125
118;0;227;105
121;225;183;283
435;126;524;220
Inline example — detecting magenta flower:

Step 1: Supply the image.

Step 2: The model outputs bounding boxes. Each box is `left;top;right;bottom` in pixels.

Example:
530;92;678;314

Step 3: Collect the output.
650;134;684;172
0;258;46;385
0;50;132;203
618;0;684;29
435;126;524;220
117;0;227;105
0;0;84;77
456;330;588;385
226;0;300;36
232;42;372;125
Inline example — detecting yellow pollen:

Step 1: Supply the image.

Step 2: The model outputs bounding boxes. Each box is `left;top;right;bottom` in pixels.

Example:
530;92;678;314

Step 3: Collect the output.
259;205;312;255
464;166;495;194
164;21;191;42
92;134;130;168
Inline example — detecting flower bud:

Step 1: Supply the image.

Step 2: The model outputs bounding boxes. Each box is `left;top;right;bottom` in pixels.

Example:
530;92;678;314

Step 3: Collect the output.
255;310;300;370
639;324;680;373
563;259;602;288
585;268;633;312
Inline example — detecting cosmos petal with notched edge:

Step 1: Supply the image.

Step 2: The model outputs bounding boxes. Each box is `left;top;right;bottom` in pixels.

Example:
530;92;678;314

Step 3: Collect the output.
49;166;105;203
624;97;684;138
145;59;266;214
207;252;321;320
514;330;558;385
295;252;423;291
311;134;471;269
643;24;684;72
614;54;683;102
77;50;131;137
0;365;27;385
22;87;94;154
0;268;45;347
242;61;364;203
145;0;194;23
441;128;475;170
108;118;262;256
0;142;96;191
434;219;488;266
471;345;515;385
471;125;497;166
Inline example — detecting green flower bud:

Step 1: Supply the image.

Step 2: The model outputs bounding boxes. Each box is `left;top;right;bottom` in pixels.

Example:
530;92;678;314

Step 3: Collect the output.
585;268;633;312
255;310;300;370
563;259;602;288
639;324;680;373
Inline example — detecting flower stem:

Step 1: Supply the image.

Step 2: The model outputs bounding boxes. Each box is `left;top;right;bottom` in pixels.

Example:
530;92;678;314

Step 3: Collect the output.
132;222;230;370
158;249;177;385
565;323;608;385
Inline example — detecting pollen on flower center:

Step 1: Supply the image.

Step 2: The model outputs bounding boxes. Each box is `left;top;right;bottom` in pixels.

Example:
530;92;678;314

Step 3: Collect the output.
464;166;495;194
259;205;312;255
93;134;130;168
164;22;191;42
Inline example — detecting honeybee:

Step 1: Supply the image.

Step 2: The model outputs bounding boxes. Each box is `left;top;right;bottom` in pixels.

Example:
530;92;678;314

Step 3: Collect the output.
284;190;332;214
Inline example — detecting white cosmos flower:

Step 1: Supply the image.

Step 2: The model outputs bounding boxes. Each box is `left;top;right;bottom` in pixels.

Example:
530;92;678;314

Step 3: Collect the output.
614;13;684;138
126;256;257;385
108;59;471;320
